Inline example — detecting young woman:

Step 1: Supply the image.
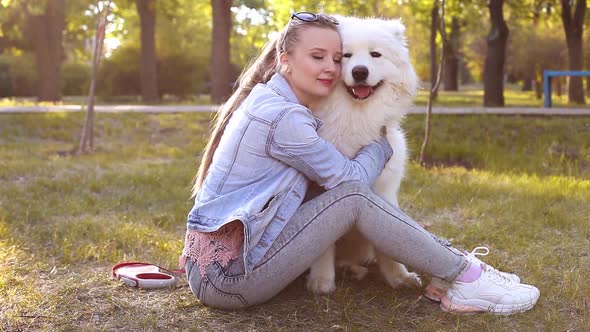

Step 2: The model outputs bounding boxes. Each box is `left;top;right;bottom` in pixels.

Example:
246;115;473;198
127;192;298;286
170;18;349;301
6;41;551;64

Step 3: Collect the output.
180;12;540;314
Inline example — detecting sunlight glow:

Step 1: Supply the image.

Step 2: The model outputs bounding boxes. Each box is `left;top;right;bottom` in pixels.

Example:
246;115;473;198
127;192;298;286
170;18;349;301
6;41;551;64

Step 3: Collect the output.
232;6;267;36
233;5;266;25
103;37;121;58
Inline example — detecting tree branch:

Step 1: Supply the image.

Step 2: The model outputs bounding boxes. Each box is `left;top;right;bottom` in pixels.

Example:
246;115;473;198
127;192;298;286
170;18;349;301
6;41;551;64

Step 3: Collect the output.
419;0;446;166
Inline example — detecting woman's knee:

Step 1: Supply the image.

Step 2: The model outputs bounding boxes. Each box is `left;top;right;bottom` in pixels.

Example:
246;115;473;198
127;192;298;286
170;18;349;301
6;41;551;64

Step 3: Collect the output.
331;181;373;197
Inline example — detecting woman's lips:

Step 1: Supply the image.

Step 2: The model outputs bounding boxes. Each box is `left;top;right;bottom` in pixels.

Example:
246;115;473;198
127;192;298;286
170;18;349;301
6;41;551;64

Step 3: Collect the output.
318;78;333;86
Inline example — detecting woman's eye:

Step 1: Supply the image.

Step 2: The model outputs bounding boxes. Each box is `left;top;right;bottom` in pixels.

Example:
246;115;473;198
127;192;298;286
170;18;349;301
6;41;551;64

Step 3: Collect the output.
370;51;382;58
334;58;342;64
312;55;324;60
343;53;352;58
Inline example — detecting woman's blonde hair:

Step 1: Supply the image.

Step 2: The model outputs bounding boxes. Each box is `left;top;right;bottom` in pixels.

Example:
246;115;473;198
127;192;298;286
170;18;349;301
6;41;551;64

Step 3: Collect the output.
192;13;339;197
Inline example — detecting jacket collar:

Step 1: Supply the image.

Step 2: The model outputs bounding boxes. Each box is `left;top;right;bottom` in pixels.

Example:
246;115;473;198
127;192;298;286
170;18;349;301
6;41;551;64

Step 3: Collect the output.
266;72;323;129
267;73;300;105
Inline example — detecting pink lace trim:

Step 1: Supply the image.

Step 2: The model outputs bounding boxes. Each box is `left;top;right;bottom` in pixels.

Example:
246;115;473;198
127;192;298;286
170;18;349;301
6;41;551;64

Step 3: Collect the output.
179;221;244;277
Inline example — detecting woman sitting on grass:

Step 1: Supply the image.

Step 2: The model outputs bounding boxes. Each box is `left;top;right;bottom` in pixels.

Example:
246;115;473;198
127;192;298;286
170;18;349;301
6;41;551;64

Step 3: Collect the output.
179;11;540;314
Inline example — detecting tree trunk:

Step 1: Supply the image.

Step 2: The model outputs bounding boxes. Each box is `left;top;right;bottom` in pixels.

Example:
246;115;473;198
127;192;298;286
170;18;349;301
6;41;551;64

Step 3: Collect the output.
78;0;111;154
443;17;459;91
535;78;543;99
459;58;473;84
210;0;233;104
136;0;159;103
28;0;65;102
522;78;532;91
561;0;586;104
523;6;541;92
429;2;439;99
420;0;446;166
483;0;509;107
372;0;380;15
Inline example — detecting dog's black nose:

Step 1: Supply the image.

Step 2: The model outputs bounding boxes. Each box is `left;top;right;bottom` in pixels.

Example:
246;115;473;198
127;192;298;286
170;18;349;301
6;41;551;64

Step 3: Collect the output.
352;66;369;82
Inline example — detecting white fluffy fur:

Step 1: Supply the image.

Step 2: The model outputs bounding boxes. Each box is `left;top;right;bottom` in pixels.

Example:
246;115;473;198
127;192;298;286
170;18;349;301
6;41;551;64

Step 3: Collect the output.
306;16;421;293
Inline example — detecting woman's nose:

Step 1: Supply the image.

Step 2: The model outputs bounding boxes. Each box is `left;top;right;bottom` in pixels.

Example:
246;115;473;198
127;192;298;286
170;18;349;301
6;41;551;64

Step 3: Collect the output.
325;60;337;73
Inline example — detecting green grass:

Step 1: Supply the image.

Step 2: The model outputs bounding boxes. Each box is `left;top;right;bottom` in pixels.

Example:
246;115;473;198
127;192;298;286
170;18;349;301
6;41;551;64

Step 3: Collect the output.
0;94;213;107
413;84;585;108
1;84;586;108
1;112;589;331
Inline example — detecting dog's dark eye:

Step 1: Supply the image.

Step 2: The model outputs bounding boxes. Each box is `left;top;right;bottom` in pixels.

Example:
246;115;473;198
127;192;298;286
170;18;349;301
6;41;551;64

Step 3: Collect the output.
370;51;382;58
343;53;352;58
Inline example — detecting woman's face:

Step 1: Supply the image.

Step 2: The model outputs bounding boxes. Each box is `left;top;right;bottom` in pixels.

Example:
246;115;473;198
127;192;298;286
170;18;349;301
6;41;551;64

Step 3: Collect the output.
280;26;342;107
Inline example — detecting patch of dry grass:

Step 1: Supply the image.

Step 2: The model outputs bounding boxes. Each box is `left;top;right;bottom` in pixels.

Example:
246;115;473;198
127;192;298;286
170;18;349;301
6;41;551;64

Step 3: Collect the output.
1;112;589;331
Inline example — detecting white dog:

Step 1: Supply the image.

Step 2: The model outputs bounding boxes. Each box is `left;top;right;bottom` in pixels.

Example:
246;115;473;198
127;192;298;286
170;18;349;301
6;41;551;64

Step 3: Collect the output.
307;16;421;294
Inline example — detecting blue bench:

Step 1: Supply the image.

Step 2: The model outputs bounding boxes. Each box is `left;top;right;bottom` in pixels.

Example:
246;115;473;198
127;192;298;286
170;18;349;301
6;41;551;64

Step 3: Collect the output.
543;70;590;107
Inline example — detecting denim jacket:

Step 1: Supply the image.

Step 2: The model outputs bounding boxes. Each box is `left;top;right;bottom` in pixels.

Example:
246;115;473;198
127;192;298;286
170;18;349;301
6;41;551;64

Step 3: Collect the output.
187;73;393;274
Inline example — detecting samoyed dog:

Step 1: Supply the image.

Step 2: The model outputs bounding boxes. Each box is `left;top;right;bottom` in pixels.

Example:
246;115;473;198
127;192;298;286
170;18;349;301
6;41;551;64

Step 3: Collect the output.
307;16;421;294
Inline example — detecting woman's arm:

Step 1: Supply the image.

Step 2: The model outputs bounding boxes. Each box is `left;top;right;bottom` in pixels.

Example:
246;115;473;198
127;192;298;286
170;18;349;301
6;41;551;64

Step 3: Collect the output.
269;107;393;189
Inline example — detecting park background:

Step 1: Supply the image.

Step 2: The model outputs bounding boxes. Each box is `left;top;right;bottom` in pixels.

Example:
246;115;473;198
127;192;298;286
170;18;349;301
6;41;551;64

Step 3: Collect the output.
1;1;589;331
1;0;590;107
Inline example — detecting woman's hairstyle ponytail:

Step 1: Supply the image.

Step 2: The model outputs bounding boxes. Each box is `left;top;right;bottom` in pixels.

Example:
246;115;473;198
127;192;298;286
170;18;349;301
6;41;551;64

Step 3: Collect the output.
191;36;280;197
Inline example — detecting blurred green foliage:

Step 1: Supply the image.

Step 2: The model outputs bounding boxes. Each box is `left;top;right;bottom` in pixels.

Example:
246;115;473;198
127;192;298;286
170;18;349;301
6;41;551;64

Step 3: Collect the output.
0;0;584;101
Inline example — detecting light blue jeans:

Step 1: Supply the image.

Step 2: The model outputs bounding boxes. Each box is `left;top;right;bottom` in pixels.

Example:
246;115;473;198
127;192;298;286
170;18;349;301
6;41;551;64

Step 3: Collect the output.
186;181;469;310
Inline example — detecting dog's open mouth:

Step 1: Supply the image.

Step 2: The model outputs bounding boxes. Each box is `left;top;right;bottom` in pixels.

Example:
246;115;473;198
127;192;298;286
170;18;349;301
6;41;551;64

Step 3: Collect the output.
346;81;384;100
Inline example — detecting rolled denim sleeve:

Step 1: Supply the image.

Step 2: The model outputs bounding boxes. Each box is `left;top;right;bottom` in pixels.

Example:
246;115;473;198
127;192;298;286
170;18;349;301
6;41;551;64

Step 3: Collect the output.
269;107;392;189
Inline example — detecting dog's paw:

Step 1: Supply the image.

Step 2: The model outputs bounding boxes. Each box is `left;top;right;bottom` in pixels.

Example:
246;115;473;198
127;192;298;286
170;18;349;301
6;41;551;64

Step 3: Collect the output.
384;271;422;289
404;272;423;288
423;277;450;302
306;275;336;294
349;265;369;280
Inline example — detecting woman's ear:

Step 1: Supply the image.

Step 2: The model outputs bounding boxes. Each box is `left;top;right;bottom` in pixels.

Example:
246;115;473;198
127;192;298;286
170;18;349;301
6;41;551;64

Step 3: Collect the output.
279;52;291;73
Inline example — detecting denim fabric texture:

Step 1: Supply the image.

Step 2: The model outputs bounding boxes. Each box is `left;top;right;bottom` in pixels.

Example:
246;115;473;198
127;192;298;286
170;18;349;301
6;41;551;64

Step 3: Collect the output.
186;73;393;273
186;181;469;310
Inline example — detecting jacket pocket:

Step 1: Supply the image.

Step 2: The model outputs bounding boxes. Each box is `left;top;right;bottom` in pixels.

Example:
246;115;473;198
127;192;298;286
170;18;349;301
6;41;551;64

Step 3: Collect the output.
252;191;285;221
200;279;248;310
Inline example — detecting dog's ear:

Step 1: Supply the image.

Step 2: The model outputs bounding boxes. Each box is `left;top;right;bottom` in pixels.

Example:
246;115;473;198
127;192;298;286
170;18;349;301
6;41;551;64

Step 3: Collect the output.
332;14;345;23
333;15;352;31
386;19;407;43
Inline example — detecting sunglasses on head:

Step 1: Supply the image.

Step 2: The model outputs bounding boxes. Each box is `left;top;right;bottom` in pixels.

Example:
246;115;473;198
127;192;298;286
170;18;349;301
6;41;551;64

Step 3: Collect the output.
291;11;339;25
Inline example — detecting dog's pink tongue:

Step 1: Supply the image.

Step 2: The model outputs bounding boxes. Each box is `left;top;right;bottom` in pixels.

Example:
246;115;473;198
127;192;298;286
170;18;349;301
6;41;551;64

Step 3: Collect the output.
352;85;372;99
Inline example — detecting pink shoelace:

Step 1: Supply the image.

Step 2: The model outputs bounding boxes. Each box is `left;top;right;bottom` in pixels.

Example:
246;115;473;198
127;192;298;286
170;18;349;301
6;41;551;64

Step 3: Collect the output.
179;221;244;277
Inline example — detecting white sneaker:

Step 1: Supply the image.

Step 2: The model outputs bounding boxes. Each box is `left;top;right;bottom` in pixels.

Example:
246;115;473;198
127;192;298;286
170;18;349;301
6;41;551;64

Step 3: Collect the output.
440;264;540;315
467;247;520;283
423;246;520;302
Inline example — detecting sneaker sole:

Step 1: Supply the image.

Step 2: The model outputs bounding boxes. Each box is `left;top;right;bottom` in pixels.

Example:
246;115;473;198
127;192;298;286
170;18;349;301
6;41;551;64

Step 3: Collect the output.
439;294;539;315
424;277;523;303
